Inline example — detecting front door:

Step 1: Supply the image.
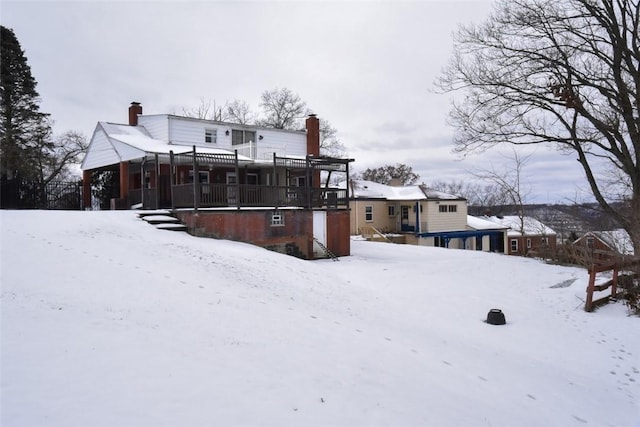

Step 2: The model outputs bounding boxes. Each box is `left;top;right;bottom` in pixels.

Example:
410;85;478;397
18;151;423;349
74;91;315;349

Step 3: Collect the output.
226;172;237;205
401;205;410;231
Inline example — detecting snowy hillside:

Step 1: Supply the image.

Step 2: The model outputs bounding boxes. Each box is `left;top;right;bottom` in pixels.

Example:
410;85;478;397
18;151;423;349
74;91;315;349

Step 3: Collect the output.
1;211;638;427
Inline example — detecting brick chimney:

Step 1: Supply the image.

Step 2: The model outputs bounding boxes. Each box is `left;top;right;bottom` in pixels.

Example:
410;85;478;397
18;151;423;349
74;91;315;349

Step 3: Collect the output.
129;102;142;126
305;114;320;156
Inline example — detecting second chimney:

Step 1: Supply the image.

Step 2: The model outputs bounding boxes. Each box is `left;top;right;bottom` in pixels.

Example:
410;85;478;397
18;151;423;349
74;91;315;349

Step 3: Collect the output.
129;102;142;126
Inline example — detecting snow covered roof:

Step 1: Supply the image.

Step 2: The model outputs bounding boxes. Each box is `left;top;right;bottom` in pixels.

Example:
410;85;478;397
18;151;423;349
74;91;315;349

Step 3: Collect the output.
575;229;634;255
467;215;509;231
347;180;462;201
81;122;251;170
480;215;556;237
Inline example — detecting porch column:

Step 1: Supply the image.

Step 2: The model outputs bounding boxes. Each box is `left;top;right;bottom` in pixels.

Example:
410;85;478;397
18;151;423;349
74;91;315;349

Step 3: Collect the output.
140;159;145;208
155;153;160;210
82;170;91;209
192;146;198;211
234;150;240;210
119;161;129;201
170;151;175;210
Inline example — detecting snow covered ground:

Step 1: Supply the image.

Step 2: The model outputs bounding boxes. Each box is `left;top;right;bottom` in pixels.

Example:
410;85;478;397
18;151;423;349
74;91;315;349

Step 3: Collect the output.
1;210;638;427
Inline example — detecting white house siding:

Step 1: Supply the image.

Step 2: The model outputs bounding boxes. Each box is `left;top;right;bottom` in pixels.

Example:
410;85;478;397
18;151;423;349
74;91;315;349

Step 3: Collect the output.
166;117;228;148
424;201;467;232
256;128;307;159
350;200;396;235
137;115;169;141
81;126;121;170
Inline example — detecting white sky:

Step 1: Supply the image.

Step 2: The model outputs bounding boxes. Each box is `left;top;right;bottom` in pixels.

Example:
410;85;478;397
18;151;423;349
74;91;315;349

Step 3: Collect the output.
2;0;592;203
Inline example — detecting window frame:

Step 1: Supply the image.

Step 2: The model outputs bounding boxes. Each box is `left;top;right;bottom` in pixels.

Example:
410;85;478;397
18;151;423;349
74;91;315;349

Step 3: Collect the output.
205;128;217;144
510;239;518;253
365;205;373;222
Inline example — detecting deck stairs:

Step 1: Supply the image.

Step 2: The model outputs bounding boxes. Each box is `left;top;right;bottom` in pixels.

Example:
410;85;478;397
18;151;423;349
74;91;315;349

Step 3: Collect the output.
138;210;188;232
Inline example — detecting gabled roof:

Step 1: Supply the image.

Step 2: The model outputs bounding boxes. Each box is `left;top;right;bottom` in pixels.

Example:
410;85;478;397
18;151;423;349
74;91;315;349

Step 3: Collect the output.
480;215;556;237
346;179;463;201
81;122;251;170
574;229;634;255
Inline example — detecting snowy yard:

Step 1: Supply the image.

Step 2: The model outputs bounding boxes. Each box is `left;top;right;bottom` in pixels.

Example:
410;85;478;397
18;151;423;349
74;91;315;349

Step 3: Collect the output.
1;210;638;426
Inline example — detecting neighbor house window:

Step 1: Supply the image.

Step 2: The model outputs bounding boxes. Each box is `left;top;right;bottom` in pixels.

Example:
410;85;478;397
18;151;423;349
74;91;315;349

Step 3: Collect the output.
448;205;457;213
527;238;532;249
439;205;447;213
511;239;518;252
541;237;548;246
271;211;284;226
439;204;457;213
388;205;396;216
232;129;256;145
365;206;373;222
205;129;217;144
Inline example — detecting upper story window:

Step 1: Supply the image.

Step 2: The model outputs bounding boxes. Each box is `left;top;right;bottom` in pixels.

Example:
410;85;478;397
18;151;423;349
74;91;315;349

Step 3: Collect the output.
205;129;217;144
232;129;256;145
439;204;458;213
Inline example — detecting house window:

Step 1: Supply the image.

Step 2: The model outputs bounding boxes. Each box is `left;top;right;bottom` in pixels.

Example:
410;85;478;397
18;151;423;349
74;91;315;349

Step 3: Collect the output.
439;205;447;213
412;204;423;213
541;237;548;246
511;239;518;253
271;210;284;226
586;237;594;249
439;204;456;213
205;129;217;144
232;129;256;145
247;173;258;185
527;238;532;249
448;205;457;213
388;205;396;216
365;205;373;222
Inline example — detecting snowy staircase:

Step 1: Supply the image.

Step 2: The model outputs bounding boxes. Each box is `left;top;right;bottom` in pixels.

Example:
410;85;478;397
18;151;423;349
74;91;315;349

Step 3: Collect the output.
313;237;339;261
138;210;188;232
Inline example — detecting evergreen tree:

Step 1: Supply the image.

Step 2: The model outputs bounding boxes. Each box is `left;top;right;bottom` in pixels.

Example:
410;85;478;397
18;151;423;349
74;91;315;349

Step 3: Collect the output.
0;25;50;180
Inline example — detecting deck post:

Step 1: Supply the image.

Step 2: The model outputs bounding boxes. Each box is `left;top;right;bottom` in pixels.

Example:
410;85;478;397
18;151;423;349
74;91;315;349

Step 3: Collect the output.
273;152;278;208
155;153;160;210
585;265;596;312
169;151;175;210
192;146;199;212
306;155;312;209
234;150;240;210
140;159;145;208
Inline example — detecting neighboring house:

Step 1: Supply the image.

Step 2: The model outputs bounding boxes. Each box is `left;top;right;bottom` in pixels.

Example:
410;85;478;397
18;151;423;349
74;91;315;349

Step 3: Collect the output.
573;229;634;261
80;102;353;260
481;215;557;256
346;179;508;252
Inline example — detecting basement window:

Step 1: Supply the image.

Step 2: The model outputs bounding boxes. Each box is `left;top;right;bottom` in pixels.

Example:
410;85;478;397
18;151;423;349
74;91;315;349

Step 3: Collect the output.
271;211;284;226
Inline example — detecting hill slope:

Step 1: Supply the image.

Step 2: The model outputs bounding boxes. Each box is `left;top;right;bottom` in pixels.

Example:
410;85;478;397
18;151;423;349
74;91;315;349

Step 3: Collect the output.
1;211;638;426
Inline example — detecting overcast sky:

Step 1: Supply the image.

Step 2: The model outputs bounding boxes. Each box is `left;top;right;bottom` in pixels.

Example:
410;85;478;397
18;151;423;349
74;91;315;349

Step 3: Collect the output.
3;0;593;203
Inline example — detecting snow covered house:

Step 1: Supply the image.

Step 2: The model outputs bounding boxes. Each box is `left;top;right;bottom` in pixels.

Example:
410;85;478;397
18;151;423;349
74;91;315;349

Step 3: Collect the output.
347;180;508;252
573;229;634;259
481;215;557;256
80;102;353;259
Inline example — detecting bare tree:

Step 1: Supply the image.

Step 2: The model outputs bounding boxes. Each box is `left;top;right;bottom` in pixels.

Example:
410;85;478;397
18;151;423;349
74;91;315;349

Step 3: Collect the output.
319;118;346;157
473;151;533;252
428;179;508;209
182;98;228;121
258;87;308;129
225;99;256;125
436;0;640;254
